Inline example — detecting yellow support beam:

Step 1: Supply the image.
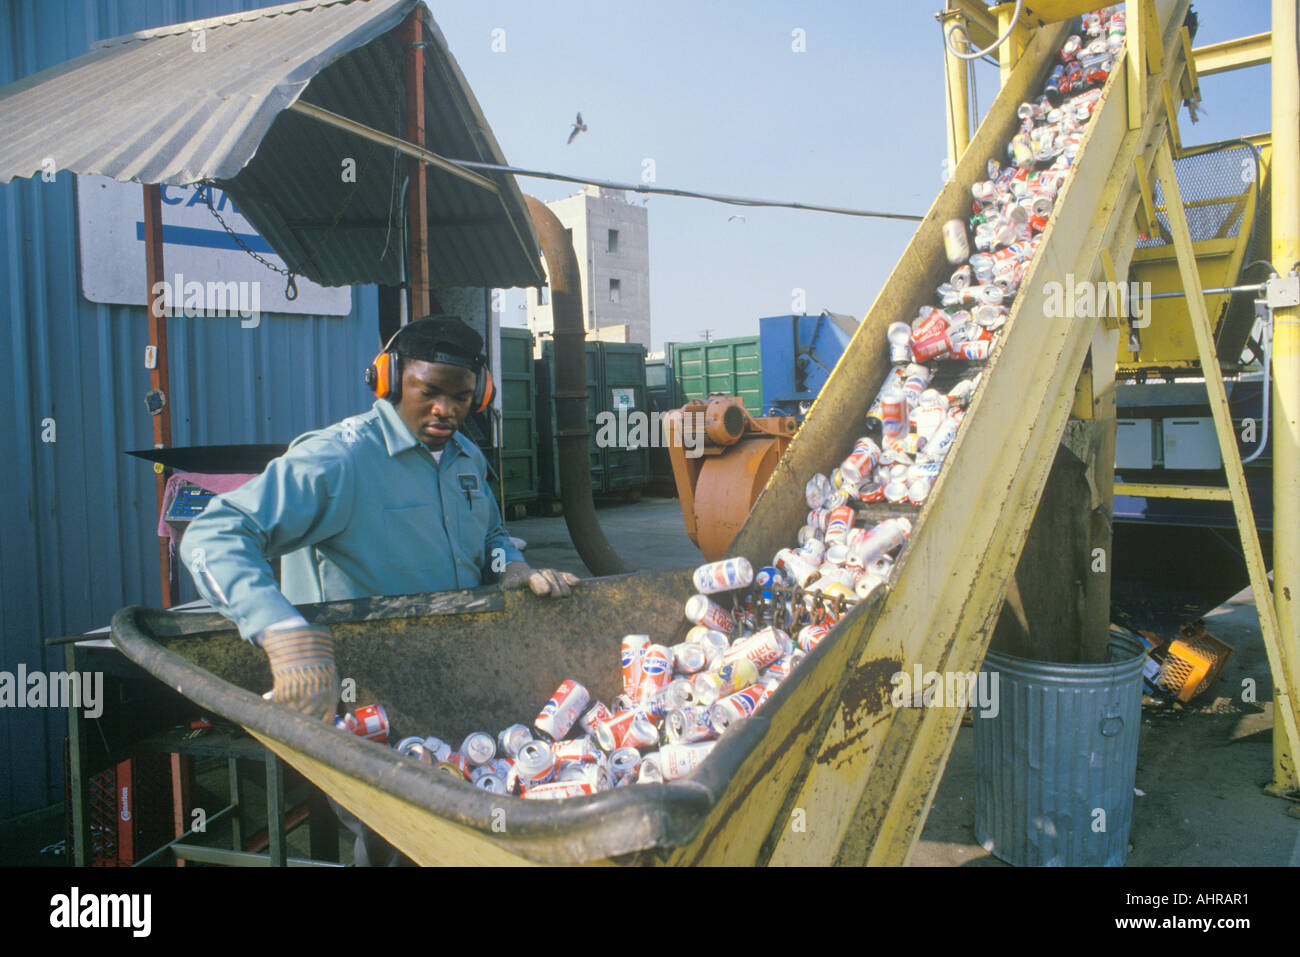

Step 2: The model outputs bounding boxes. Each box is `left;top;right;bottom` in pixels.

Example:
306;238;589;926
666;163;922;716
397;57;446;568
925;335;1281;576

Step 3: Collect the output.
1192;31;1272;76
1126;0;1148;130
940;8;973;175
1019;0;1112;23
1134;155;1157;238
1269;0;1300;796
995;2;1032;87
947;0;999;50
1153;136;1300;791
1112;482;1230;501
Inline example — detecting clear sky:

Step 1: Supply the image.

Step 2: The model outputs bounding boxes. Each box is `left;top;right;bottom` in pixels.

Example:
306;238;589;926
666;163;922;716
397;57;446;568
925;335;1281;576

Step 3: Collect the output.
427;1;1275;353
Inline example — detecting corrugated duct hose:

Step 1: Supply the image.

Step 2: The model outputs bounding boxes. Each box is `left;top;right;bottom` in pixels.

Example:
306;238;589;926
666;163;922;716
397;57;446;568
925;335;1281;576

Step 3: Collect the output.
524;194;629;575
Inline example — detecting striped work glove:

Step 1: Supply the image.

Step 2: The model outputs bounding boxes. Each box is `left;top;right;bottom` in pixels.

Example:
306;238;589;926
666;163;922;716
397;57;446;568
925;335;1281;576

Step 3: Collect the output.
258;622;340;722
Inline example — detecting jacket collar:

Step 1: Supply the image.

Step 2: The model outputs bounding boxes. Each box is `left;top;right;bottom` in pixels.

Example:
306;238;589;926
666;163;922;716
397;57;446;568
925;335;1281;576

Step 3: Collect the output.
373;399;469;462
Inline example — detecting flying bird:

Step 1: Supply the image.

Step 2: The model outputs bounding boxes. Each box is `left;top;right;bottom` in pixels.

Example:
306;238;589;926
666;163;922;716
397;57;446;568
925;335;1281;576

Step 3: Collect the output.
567;112;587;144
728;214;746;223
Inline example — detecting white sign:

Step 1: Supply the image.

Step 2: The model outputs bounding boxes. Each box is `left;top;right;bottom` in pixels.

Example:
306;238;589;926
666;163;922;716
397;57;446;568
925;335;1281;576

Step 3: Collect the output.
611;387;636;410
76;175;351;316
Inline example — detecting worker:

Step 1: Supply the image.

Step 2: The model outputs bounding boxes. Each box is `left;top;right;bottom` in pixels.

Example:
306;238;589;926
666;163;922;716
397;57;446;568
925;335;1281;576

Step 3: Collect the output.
181;314;579;863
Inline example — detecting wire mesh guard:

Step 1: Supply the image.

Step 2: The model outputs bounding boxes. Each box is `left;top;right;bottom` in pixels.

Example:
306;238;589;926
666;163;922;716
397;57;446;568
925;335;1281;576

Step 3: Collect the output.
1155;620;1234;703
1137;143;1260;248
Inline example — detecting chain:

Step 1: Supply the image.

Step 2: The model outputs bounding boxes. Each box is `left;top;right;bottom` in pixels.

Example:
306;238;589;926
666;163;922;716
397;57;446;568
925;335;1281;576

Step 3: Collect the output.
199;180;364;301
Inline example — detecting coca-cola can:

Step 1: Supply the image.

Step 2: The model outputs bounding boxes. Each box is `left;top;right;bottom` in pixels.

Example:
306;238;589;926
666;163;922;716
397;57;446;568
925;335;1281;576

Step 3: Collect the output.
684;594;735;633
535;679;590;741
349;704;388;742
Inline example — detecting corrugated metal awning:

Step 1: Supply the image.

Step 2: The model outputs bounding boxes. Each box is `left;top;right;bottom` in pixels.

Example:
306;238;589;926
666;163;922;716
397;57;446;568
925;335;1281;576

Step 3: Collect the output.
0;0;544;288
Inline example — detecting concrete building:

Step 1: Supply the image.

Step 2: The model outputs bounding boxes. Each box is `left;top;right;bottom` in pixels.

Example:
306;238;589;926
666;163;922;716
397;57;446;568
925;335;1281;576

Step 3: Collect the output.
526;186;650;351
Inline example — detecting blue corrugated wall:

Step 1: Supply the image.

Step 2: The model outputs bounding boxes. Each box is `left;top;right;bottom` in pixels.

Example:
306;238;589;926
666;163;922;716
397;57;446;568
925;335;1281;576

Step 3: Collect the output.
0;0;383;818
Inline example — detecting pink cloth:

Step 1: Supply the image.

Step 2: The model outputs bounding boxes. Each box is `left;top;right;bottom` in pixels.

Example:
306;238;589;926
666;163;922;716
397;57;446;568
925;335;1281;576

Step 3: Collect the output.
157;471;259;544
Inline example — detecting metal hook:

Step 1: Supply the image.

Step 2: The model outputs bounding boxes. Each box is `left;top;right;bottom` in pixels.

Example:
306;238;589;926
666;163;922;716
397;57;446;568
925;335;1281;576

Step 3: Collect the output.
285;273;299;301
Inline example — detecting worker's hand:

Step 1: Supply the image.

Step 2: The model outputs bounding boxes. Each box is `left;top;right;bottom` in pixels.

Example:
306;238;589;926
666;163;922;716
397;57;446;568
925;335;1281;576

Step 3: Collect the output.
258;622;340;722
500;561;580;598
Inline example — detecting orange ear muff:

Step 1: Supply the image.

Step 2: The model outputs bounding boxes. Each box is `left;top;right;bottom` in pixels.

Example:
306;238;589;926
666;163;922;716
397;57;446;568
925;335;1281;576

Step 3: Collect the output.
364;351;399;401
473;369;495;415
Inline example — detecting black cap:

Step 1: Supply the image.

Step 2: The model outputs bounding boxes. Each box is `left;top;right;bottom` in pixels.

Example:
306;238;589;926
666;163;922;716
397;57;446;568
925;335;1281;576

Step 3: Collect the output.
391;315;484;370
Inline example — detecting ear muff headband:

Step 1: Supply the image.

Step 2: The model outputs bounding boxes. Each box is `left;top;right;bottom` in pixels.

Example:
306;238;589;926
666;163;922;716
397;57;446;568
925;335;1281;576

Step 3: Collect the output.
364;327;494;414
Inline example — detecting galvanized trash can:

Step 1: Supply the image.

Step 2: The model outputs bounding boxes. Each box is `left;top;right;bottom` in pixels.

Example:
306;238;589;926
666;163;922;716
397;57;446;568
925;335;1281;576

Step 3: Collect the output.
973;631;1145;866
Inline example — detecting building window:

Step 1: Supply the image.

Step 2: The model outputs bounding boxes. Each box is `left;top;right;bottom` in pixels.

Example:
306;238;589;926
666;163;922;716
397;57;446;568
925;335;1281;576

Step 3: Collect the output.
609;278;621;304
608;229;619;253
536;287;549;306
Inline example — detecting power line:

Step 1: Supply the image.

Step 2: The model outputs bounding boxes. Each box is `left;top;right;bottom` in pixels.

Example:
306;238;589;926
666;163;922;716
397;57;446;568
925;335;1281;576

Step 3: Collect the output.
449;159;924;222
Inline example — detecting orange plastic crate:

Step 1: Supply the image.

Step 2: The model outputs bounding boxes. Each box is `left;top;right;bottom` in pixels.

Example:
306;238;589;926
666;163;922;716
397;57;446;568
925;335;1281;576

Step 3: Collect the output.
1156;622;1233;703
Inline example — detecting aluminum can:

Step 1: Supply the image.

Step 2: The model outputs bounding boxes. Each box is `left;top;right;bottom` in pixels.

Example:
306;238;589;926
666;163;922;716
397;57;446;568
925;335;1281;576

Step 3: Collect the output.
497;723;532;759
887;321;913;364
535;679;590;741
722;627;788;670
637;752;664;784
950;339;992;361
776;551;819;588
473;774;506;794
920;410;964;463
637;644;673;701
854;571;888;599
620;634;650;701
349;704;388;742
824;504;855;545
686;626;730;656
550;736;602;764
804;472;833;509
840;438;881;485
460;731;496;766
610;747;642;784
942;218;969;264
640;682;683;720
766;655;795;681
514;739;558;787
909;311;953;363
908;477;932;505
852;517;913;566
710;685;767;734
521;780;599;800
595;708;659;752
797;620;833;652
660;741;717;781
798;537;826;564
436;759;470;781
690;658;759;706
578;700;614;736
667;706;718;744
396;738;435;766
692;557;754;594
684;594;734;633
670;642;708;674
442;752;471;779
422;737;452;763
557;762;610;791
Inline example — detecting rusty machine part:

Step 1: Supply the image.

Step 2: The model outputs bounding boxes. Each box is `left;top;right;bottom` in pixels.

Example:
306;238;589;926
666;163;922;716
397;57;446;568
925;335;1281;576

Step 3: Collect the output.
665;396;797;561
524;195;628;577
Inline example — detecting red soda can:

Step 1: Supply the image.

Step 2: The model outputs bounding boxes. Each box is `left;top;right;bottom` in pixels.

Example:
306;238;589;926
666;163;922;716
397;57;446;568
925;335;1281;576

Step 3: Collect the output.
766;655;795;681
595;708;659;752
442;751;471;779
722;627;788;670
521;780;598;800
637;644;673;701
350;704;388;742
620;634;650;701
823;504;855;545
684;594;734;634
550;736;602;764
840;438;881;486
514;739;557;787
579;700;613;736
535;679;590;741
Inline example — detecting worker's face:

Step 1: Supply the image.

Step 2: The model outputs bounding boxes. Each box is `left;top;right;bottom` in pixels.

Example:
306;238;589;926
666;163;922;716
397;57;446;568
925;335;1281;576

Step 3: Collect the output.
395;359;477;450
